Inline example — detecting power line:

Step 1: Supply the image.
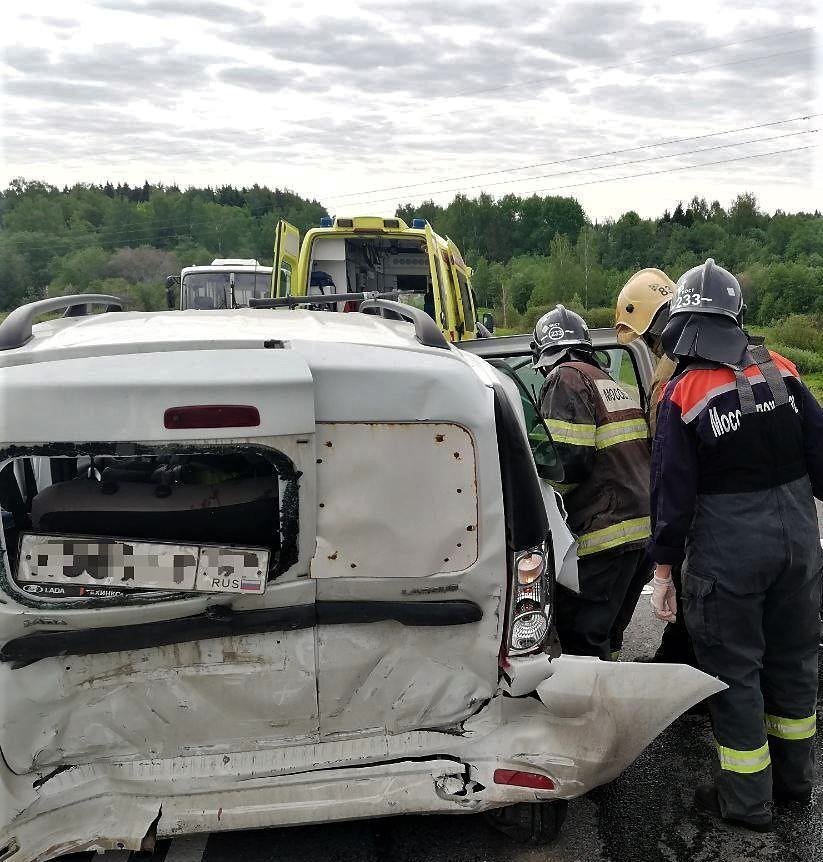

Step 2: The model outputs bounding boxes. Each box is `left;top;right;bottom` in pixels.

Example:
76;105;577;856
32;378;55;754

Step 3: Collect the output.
330;113;821;202
7;134;813;255
335;129;819;210
502;145;815;199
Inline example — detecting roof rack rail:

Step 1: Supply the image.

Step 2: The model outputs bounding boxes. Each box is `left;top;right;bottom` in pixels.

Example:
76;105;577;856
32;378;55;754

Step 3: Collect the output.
249;292;449;350
358;298;449;350
0;294;124;351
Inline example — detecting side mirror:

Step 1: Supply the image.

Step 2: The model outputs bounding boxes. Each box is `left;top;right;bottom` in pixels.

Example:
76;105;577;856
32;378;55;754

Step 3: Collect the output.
482;312;495;333
165;275;179;310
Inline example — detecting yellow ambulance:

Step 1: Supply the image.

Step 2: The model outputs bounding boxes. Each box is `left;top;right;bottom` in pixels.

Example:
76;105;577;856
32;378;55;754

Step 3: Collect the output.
271;216;482;342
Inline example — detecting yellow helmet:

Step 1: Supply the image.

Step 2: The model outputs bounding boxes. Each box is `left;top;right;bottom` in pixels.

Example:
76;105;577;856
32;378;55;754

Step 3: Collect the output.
615;268;676;345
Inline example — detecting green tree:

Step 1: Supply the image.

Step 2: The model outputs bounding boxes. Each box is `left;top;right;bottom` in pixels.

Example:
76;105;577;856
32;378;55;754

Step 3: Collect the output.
728;192;763;234
0;245;31;310
50;246;110;294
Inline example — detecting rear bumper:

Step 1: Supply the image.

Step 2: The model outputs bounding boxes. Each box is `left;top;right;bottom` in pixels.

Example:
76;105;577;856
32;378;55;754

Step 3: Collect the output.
0;758;496;862
0;656;723;862
0;749;550;862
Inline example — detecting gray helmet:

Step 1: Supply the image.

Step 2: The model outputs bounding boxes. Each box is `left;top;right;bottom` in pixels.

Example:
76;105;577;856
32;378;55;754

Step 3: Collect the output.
663;259;748;366
532;304;592;370
670;258;744;322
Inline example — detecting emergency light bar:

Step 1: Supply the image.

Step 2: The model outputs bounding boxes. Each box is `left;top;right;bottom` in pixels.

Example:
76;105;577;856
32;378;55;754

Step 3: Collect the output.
15;534;269;600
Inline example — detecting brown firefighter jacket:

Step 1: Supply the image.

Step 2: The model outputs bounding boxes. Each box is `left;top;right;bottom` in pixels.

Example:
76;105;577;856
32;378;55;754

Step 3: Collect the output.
538;360;651;557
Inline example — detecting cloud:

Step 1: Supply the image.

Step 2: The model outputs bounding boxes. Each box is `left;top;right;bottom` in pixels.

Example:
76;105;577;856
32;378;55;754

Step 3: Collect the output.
40;16;80;29
95;0;263;25
217;65;330;93
1;0;815;216
2;41;216;108
2;45;51;69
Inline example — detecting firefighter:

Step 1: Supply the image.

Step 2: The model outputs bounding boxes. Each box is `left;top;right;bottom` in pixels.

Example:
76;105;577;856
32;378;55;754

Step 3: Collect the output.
615;268;677;435
649;259;823;831
532;304;651;660
613;269;696;665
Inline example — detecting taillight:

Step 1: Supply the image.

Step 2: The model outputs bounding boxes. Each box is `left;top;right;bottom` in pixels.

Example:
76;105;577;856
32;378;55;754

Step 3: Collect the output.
493;769;555;790
164;405;260;429
508;546;551;655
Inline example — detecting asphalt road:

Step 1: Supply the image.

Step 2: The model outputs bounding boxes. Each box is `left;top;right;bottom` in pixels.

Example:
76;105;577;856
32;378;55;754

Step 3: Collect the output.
57;504;823;862
56;595;823;862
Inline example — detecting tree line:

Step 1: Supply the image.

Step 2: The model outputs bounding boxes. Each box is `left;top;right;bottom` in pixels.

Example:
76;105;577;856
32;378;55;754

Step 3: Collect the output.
0;179;326;311
1;179;820;333
398;192;822;330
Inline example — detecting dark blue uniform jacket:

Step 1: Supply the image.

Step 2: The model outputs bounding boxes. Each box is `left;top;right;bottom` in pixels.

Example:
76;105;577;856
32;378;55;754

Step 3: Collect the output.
648;351;823;565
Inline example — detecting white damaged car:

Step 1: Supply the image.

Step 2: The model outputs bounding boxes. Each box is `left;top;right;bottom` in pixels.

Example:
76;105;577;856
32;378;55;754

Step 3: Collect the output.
0;295;722;861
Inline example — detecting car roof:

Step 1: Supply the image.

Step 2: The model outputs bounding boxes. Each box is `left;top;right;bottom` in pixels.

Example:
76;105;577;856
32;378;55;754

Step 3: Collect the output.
0;308;452;369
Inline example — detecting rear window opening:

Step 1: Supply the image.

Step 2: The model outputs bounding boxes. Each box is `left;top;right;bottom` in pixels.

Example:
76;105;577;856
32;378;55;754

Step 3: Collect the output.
0;445;298;606
308;235;438;319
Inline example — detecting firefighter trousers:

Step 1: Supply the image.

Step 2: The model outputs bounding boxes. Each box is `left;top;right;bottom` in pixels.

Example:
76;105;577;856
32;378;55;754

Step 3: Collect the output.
556;546;643;661
610;552;653;660
682;479;822;824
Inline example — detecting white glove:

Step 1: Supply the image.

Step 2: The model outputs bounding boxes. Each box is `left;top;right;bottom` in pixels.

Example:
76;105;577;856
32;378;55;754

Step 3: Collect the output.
650;575;677;623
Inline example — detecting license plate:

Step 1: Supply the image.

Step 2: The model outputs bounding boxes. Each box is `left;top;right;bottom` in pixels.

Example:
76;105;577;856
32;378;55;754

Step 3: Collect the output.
16;534;269;598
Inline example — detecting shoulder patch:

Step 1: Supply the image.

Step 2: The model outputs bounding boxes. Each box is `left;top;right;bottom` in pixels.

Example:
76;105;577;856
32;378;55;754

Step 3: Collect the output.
594;378;641;413
670;367;734;419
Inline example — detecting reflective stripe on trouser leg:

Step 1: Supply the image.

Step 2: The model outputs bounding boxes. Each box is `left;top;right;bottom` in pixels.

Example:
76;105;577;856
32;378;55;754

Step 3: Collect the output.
682;567;772;824
760;507;821;801
765;713;816;741
766;712;817;799
715;740;771;774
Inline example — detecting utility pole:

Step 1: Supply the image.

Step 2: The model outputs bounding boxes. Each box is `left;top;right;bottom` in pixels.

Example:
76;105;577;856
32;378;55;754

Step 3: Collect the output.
502;282;508;329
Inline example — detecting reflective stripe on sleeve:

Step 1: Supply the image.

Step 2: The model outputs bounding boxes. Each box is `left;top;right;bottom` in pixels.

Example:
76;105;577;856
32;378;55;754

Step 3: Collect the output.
765;713;816;741
545;419;597;447
715;740;771;774
576;516;651;556
595;418;649;450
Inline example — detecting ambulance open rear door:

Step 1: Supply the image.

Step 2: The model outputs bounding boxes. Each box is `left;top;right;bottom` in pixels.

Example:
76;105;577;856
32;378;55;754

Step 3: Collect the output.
273;220;301;297
422;223;457;341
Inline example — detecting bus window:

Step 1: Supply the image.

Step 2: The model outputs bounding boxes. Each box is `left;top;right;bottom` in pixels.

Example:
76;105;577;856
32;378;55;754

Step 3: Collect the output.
182;273;230;309
232;272;272;306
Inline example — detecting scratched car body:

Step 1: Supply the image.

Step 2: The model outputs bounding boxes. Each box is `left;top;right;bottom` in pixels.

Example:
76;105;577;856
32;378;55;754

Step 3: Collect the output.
0;296;722;861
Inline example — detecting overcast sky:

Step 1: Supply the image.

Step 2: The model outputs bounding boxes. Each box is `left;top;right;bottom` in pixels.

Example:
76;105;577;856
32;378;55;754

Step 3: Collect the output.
0;0;820;221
